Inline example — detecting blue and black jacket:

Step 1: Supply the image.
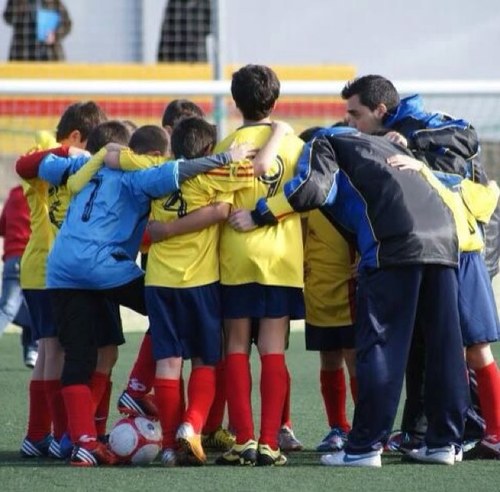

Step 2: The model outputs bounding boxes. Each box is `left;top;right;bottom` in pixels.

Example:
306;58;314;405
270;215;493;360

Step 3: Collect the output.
386;94;500;277
384;94;486;183
253;129;459;272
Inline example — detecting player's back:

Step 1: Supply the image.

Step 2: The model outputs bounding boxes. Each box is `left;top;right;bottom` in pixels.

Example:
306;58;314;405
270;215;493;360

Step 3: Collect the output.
216;124;304;287
47;167;151;290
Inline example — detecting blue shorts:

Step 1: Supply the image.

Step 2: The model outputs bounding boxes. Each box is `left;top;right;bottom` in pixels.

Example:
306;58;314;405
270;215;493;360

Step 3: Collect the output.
145;283;222;365
305;323;355;351
23;289;56;340
221;283;305;319
458;252;500;346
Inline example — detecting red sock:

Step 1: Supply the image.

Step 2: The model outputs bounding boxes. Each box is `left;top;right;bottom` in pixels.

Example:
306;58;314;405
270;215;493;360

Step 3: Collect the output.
281;365;292;428
475;362;500;437
350;375;358;404
320;368;350;431
127;333;155;398
154;378;183;449
89;372;109;413
62;384;96;443
26;380;51;440
184;367;216;433
180;377;186;415
260;354;287;449
45;380;67;441
203;360;226;433
95;379;112;437
225;353;254;444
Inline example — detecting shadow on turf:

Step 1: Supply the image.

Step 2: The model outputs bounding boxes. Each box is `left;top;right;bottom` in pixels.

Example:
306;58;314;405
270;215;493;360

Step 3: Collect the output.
0;451;69;467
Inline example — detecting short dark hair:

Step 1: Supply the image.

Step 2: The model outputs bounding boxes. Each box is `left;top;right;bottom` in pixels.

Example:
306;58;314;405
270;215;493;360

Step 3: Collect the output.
170;117;216;159
161;99;205;128
129;125;169;155
56;101;107;142
85;120;132;154
231;64;280;121
341;75;400;112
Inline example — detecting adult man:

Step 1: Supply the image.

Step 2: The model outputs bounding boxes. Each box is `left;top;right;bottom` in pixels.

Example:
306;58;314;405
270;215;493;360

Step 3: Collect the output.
341;75;500;455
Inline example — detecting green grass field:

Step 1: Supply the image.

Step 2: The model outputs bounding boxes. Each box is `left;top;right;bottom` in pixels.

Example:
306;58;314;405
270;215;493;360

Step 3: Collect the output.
1;331;500;492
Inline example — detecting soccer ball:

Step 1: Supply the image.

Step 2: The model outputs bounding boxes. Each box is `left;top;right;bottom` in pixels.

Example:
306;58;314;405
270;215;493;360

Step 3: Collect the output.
109;416;162;465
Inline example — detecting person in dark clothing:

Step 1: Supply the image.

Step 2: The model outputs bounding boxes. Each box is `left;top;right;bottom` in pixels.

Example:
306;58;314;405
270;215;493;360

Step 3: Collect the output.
340;74;500;457
3;0;71;61
157;0;211;62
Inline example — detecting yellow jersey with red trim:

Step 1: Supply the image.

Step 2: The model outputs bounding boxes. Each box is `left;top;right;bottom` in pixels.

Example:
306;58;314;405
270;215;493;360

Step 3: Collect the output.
116;150;256;287
20;178;53;289
20;135;59;289
146;165;254;287
216;123;304;287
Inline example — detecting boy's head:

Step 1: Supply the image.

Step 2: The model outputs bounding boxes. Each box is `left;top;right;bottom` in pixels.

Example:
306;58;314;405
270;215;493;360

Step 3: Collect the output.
341;75;400;134
170;117;217;159
56;101;107;148
161;99;205;134
231;64;280;121
86;120;133;154
129;125;169;156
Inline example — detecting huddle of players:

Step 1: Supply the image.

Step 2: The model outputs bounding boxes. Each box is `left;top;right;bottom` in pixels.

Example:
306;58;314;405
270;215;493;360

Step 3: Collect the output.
16;66;500;468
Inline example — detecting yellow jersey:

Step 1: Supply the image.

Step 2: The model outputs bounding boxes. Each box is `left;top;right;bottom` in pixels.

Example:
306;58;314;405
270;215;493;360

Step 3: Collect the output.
304;210;357;327
117;150;255;287
419;167;499;253
216;123;304;287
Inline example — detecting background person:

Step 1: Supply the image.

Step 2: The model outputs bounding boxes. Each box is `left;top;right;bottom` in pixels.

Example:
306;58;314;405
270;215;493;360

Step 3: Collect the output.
3;0;72;61
0;184;37;368
157;0;211;62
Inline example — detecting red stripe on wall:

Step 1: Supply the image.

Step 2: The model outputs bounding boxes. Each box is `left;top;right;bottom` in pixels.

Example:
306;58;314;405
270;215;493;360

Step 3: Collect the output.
0;98;346;119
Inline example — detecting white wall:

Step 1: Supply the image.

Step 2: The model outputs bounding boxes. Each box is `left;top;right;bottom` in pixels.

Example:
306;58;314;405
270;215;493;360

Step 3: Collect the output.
1;0;499;79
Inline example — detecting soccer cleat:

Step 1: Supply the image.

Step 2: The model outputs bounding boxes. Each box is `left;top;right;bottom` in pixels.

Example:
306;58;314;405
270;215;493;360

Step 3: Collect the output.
20;434;53;458
161;448;179;467
117;390;159;420
320;449;382;467
58;432;74;459
278;425;303;452
48;438;66;459
403;445;457;465
464;435;500;460
316;427;348;452
70;439;119;467
176;422;206;465
215;439;258;466
202;426;236;451
385;431;424;454
257;444;287;466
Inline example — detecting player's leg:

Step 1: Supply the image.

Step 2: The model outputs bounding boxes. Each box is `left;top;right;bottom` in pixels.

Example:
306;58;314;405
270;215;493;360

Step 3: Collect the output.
405;265;469;465
117;329;159;419
322;266;422;467
175;283;221;465
53;289;118;466
457;251;500;458
216;317;256;465
21;289;66;459
256;315;289;465
92;299;124;440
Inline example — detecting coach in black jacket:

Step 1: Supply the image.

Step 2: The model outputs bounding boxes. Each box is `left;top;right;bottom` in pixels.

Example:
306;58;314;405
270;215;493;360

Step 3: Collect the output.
229;128;470;467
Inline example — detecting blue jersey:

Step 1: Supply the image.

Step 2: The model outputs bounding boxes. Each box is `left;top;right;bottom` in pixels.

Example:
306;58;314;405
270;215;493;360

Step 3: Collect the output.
46;162;180;289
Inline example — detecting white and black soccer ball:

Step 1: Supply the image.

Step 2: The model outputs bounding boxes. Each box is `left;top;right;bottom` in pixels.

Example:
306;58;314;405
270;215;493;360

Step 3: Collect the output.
109;416;162;465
